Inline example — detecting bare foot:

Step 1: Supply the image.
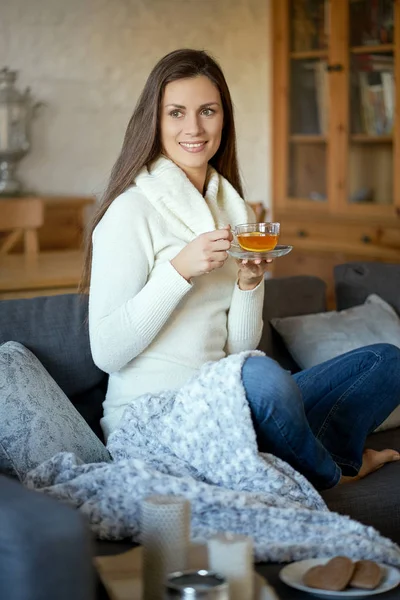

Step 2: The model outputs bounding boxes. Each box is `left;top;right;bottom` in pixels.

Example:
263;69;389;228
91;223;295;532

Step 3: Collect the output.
339;448;400;485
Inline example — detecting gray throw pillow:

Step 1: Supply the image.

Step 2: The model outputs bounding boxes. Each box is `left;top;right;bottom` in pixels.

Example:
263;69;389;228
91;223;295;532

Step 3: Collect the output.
271;295;400;432
0;341;111;481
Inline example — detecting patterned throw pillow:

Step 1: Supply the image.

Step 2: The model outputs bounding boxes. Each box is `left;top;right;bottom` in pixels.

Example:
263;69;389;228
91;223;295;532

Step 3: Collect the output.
0;341;110;481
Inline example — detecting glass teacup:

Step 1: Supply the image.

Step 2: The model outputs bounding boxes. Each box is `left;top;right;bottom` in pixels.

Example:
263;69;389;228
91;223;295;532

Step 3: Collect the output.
232;222;280;252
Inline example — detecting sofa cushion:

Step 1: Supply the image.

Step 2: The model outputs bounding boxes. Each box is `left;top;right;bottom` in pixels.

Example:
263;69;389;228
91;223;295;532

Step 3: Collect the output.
271;294;400;370
0;294;105;399
0;341;110;480
335;262;400;316
259;275;327;372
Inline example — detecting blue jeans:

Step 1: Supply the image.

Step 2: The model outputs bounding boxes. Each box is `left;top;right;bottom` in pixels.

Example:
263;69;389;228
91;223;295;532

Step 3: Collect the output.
241;344;400;490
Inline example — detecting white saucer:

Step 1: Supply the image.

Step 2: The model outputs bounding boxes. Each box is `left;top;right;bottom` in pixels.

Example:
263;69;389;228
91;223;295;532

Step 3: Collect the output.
228;244;293;260
279;558;400;599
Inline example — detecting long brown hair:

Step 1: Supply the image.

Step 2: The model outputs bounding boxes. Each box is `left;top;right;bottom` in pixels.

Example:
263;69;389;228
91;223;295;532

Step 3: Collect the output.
80;48;243;293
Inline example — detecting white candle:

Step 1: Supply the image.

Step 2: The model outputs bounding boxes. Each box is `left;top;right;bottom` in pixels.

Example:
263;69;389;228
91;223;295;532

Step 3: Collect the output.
207;533;254;600
141;495;190;600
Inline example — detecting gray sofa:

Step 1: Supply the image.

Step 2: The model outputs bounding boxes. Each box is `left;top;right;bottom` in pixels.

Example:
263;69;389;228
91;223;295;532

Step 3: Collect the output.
0;475;95;600
0;261;399;561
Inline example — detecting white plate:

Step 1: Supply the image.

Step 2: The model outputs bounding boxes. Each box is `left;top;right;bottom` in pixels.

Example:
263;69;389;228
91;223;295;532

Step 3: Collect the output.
228;244;293;260
279;558;400;599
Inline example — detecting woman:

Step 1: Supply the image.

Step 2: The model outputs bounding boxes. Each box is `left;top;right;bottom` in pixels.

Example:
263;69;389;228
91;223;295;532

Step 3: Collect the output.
84;48;400;490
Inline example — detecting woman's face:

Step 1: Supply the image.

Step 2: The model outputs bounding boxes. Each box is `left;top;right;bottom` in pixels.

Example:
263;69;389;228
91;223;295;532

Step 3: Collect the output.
160;75;224;175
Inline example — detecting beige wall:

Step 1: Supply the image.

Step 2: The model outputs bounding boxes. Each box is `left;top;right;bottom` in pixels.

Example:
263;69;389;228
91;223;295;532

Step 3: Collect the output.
1;0;272;207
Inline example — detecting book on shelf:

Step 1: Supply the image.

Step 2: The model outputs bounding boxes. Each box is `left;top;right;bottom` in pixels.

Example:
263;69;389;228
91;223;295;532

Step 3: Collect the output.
368;83;387;135
354;54;394;135
350;0;394;47
356;53;394;71
291;59;328;135
314;60;328;135
358;72;374;134
381;71;394;131
292;0;328;52
291;61;319;134
291;60;328;135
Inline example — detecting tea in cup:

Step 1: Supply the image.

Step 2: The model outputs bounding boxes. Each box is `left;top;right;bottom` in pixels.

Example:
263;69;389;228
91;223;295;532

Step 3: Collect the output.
233;222;280;252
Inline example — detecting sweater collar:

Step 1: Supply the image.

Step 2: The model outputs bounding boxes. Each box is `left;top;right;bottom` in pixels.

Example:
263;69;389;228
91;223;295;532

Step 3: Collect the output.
134;156;249;242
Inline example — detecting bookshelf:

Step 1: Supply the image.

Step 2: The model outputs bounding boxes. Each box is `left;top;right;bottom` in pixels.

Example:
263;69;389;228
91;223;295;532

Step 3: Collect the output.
272;0;400;307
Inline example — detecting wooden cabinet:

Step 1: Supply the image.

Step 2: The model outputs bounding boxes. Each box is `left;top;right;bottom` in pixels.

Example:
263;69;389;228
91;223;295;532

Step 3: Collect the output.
272;0;400;307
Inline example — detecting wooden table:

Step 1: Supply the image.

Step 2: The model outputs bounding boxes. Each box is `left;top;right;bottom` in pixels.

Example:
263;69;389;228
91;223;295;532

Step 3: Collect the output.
95;545;278;600
95;547;400;600
0;250;83;300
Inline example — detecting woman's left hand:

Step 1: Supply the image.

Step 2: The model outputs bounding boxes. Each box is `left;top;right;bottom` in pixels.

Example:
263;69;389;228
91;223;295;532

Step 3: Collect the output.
236;258;273;291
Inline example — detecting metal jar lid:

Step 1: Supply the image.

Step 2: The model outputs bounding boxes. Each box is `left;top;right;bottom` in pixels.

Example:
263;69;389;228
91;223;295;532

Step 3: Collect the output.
164;569;229;599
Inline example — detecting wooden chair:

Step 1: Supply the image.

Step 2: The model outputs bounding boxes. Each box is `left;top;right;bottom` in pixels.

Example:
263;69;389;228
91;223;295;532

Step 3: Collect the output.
0;197;44;260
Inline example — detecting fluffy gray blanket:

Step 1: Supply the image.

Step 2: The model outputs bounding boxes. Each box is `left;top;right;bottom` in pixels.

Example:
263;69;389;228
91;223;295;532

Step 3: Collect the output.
26;352;400;565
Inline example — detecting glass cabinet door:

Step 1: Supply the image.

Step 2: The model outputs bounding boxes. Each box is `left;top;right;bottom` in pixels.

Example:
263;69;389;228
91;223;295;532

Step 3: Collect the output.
348;0;395;206
288;0;330;202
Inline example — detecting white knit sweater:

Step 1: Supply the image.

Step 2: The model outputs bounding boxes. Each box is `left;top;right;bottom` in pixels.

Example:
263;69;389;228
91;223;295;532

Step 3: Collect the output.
89;156;265;438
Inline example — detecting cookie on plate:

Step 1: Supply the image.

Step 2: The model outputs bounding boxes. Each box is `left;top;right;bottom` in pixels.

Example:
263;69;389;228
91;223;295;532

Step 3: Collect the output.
349;560;383;590
303;556;355;591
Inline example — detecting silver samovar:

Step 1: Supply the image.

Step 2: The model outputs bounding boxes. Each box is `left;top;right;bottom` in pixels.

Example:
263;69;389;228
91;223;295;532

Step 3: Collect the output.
0;68;41;196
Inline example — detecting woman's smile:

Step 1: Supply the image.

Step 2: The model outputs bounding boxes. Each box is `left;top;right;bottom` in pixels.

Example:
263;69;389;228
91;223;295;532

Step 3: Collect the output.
179;141;208;153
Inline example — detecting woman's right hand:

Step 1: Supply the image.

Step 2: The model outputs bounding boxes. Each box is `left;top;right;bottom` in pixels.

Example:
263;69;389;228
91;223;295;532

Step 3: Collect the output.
171;226;232;281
